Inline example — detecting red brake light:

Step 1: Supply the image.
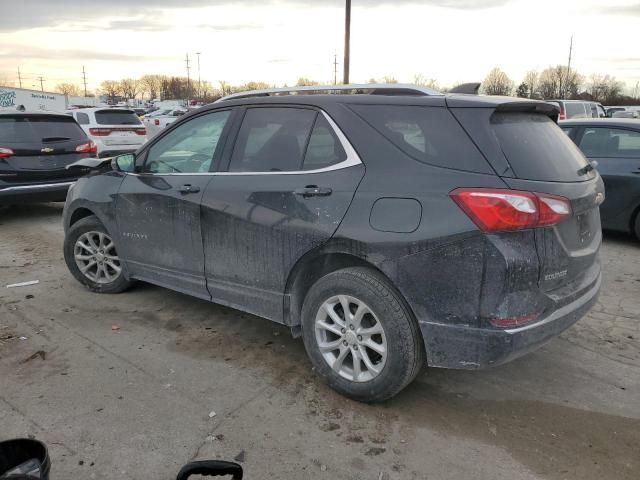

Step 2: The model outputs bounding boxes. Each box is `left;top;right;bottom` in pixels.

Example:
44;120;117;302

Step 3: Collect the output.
0;147;14;158
76;141;98;154
154;119;160;126
450;188;571;232
559;112;566;120
491;313;539;328
134;127;146;135
89;128;112;136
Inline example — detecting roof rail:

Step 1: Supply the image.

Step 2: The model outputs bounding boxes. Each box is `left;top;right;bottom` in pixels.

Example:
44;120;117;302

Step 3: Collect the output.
215;83;443;102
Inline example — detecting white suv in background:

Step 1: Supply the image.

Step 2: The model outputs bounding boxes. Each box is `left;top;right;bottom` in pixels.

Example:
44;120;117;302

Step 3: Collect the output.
68;108;148;158
143;108;188;138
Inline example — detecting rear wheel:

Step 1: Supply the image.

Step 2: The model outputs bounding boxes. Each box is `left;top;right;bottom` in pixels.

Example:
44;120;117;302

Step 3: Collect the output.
301;267;425;402
64;215;133;293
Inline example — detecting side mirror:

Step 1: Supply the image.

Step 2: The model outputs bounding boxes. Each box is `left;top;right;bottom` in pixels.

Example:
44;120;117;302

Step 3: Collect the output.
176;460;243;480
112;153;136;173
0;439;50;480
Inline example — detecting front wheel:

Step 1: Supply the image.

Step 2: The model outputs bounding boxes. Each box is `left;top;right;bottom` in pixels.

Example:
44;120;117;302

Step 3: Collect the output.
63;215;133;293
301;267;425;402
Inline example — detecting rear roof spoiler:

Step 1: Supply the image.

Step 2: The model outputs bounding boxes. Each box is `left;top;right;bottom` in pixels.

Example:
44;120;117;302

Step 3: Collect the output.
496;101;560;120
448;83;481;95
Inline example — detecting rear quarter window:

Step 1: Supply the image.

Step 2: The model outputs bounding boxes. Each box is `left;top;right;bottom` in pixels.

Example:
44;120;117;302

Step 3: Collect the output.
0;115;86;143
95;110;141;125
565;103;587;119
349;104;490;173
492;113;591;182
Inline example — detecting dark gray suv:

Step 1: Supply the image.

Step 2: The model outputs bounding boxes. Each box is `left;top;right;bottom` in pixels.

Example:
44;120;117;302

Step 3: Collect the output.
62;85;603;401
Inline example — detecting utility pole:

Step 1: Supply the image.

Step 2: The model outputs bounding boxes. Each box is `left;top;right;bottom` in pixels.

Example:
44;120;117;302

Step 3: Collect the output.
17;67;23;88
37;76;45;92
196;52;201;99
343;0;351;84
565;34;573;99
82;65;88;97
333;54;339;85
185;53;191;106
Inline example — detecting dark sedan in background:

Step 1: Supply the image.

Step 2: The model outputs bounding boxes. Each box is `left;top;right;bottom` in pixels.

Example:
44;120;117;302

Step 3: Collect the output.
0;111;96;205
561;118;640;239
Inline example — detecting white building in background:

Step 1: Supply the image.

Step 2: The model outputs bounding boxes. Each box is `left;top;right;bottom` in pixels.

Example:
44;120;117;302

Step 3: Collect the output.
0;85;98;112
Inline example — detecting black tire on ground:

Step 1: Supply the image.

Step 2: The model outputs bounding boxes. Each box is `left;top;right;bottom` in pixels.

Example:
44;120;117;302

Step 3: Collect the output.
301;267;425;402
63;215;133;294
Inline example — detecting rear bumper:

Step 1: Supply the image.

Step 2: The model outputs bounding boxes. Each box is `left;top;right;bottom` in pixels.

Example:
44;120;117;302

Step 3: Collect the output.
420;272;601;369
0;181;76;204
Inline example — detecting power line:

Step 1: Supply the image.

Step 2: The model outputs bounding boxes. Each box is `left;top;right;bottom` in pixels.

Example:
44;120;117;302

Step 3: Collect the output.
333;53;339;85
196;52;201;99
185;53;191;106
343;0;351;84
82;65;88;97
36;76;45;92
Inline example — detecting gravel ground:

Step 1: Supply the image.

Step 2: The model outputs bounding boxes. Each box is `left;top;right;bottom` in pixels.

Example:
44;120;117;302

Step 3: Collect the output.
1;203;638;480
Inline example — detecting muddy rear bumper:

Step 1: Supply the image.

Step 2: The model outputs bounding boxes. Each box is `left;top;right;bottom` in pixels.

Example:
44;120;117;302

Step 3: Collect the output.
420;272;601;369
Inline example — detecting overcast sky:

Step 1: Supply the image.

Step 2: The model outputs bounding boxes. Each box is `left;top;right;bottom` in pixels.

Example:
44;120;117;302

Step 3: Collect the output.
0;0;638;93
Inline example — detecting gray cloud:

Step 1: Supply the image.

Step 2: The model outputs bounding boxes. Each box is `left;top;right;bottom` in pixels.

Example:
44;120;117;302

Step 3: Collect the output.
0;0;509;32
0;45;170;63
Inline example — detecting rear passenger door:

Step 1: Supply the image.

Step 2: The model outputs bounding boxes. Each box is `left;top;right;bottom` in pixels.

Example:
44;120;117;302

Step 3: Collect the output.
201;106;364;322
577;126;640;226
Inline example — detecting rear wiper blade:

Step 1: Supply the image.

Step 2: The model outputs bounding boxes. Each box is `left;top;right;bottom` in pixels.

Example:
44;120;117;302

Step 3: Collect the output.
42;136;71;142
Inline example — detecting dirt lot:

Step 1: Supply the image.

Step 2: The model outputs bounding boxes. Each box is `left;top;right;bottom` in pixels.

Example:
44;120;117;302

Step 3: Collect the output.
1;203;639;480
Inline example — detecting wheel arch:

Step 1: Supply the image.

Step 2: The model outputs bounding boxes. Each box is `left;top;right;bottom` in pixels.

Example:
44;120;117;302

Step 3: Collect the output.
284;245;417;331
68;207;96;228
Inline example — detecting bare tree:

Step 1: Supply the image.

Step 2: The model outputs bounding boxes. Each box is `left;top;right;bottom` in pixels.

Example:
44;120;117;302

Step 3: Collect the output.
587;74;624;104
523;70;539;98
140;75;165;100
99;80;121;102
538;65;583;99
119;78;140;99
55;83;80;96
413;74;440;90
219;80;231;96
382;76;398;84
296;77;318;86
481;68;513;96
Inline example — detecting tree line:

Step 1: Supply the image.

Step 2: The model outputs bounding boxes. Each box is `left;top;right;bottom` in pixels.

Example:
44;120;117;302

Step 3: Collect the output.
481;66;639;105
47;68;640;106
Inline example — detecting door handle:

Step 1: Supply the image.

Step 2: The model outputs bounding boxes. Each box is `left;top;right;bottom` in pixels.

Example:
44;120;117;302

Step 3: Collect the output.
294;185;332;198
177;184;200;194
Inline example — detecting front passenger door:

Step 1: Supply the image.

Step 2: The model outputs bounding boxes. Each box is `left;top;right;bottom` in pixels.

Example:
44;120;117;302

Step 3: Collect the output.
115;109;234;299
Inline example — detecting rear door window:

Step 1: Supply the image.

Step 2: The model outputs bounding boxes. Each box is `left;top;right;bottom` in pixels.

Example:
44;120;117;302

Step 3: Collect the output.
75;112;90;125
491;112;591;182
579;127;640;158
229;107;317;172
0;115;86;144
349;105;489;172
95;110;141;125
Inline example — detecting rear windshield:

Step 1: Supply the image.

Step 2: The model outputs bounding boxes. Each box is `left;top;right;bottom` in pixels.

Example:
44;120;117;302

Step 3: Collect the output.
565;103;587;118
95;110;141;125
492;112;592;182
349;105;490;173
0;115;86;144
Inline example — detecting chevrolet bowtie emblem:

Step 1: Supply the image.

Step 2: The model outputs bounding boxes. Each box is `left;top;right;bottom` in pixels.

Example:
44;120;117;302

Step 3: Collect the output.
41;147;54;153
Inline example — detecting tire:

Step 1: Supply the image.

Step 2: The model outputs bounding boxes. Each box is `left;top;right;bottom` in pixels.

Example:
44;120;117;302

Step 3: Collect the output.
63;215;133;294
301;267;425;402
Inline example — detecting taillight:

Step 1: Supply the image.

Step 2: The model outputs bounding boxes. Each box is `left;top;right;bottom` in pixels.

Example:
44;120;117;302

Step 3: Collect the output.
0;147;14;158
154;119;160;126
134;127;146;136
559;111;566;120
450;188;571;232
89;128;112;136
76;141;98;154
